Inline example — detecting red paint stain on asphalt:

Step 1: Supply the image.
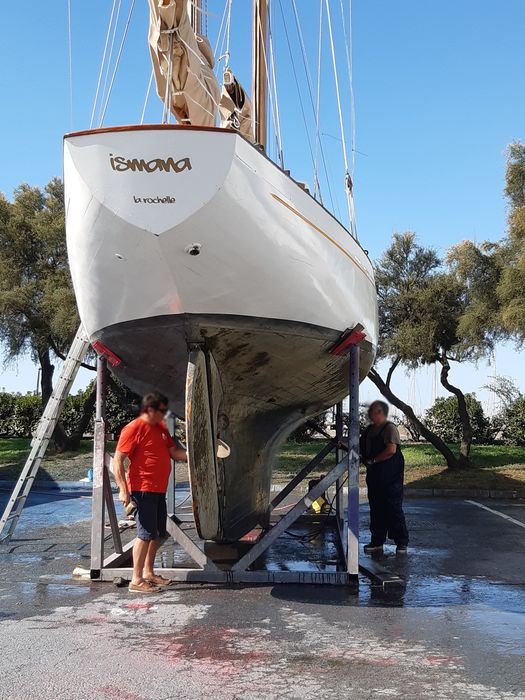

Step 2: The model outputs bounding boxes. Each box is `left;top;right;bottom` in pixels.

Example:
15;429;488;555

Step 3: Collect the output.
156;626;268;667
426;655;464;667
125;602;155;610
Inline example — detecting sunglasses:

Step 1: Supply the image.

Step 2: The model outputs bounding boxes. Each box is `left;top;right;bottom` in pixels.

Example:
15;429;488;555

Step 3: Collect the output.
150;406;168;414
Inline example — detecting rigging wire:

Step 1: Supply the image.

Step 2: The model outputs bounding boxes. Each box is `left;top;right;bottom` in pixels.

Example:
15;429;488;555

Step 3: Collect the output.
267;2;284;168
256;0;284;167
213;0;229;64
324;0;356;236
90;0;118;129
289;0;322;198
225;0;233;65
289;0;336;213
98;0;123;126
322;142;342;222
314;0;323;202
67;0;74;130
338;0;356;177
277;0;319;194
98;0;136;127
140;69;154;124
338;0;358;236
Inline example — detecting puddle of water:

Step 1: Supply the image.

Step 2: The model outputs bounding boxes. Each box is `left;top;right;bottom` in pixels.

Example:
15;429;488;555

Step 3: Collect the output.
6;581;91;603
363;574;525;613
464;607;525;655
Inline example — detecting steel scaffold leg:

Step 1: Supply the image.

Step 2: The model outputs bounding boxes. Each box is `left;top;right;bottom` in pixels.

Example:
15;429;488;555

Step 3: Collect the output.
335;401;345;537
90;357;125;578
347;343;360;575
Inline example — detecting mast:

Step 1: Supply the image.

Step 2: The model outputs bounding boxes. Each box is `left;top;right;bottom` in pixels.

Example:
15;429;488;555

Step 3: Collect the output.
252;0;267;149
188;0;201;35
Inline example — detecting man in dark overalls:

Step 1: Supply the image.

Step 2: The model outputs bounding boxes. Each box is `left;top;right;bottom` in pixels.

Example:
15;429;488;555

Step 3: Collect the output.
360;400;409;554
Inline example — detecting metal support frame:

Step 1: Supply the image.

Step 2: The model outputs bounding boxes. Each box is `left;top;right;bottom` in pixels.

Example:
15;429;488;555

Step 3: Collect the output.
90;357;125;577
89;358;219;580
347;343;360;575
90;335;364;586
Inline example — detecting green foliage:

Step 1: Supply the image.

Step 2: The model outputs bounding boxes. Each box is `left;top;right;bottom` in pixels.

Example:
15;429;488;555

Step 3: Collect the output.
376;232;490;365
425;395;491;444
498;142;525;337
0;177;139;452
8;394;42;438
373;231;499;467
483;375;523;409
105;378;140;436
447;142;525;342
288;422;315;443
447;240;503;348
0;179;79;365
0;378;139;439
61;385;94;436
493;397;525;447
375;232;441;362
398;415;423;441
0;393;16;436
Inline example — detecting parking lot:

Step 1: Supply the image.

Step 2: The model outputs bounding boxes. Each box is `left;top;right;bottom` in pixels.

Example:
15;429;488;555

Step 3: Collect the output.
0;492;524;699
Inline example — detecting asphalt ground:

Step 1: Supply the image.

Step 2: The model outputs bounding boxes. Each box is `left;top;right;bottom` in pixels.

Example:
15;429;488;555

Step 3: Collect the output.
0;491;524;700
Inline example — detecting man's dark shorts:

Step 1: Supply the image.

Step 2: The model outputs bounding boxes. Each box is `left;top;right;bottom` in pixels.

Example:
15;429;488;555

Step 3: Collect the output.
131;491;167;541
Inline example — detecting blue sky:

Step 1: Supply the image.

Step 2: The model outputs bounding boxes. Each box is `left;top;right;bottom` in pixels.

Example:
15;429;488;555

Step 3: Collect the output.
0;0;524;415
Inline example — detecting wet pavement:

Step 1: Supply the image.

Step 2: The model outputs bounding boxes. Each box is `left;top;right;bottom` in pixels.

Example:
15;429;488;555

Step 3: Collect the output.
0;492;524;699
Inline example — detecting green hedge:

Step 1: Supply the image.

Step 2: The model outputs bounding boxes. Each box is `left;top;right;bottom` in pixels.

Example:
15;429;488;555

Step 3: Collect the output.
0;393;42;438
424;394;492;444
0;381;139;439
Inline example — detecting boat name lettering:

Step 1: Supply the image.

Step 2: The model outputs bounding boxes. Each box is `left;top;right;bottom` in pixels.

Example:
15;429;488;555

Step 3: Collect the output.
133;195;176;204
110;154;192;173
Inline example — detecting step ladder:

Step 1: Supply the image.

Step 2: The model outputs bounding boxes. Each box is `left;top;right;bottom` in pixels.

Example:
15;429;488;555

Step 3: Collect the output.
0;325;91;543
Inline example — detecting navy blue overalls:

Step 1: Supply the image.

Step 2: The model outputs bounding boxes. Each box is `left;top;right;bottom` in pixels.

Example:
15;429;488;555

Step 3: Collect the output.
361;422;409;546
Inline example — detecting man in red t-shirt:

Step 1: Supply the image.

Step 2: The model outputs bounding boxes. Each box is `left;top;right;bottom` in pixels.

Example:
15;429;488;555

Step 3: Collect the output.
113;391;187;593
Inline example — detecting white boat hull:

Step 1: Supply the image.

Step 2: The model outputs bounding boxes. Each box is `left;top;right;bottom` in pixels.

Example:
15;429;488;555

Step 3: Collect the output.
64;125;378;541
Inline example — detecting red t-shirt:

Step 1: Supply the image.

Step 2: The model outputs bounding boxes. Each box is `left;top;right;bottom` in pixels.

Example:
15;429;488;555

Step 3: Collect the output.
116;417;175;493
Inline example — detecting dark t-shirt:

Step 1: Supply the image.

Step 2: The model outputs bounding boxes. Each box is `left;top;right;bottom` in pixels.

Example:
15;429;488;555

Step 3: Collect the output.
363;421;401;460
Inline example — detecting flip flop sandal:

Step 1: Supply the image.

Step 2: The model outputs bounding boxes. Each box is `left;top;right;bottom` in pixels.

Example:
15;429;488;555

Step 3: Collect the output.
128;581;161;594
145;576;173;587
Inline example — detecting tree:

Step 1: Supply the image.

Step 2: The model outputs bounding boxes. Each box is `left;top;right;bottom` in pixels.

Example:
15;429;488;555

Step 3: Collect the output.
484;376;525;444
446;240;503;348
425;394;490;444
0;178;158;450
494;398;525;447
498;142;525;337
369;232;493;469
483;375;523;411
0;179;88;450
447;142;525;343
397;414;423;442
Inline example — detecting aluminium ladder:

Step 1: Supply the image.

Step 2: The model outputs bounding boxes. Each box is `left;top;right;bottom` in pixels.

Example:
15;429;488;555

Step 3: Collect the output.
0;325;91;543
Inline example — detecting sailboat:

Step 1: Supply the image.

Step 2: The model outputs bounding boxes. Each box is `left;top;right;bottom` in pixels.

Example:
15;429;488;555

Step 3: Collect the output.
64;0;378;542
